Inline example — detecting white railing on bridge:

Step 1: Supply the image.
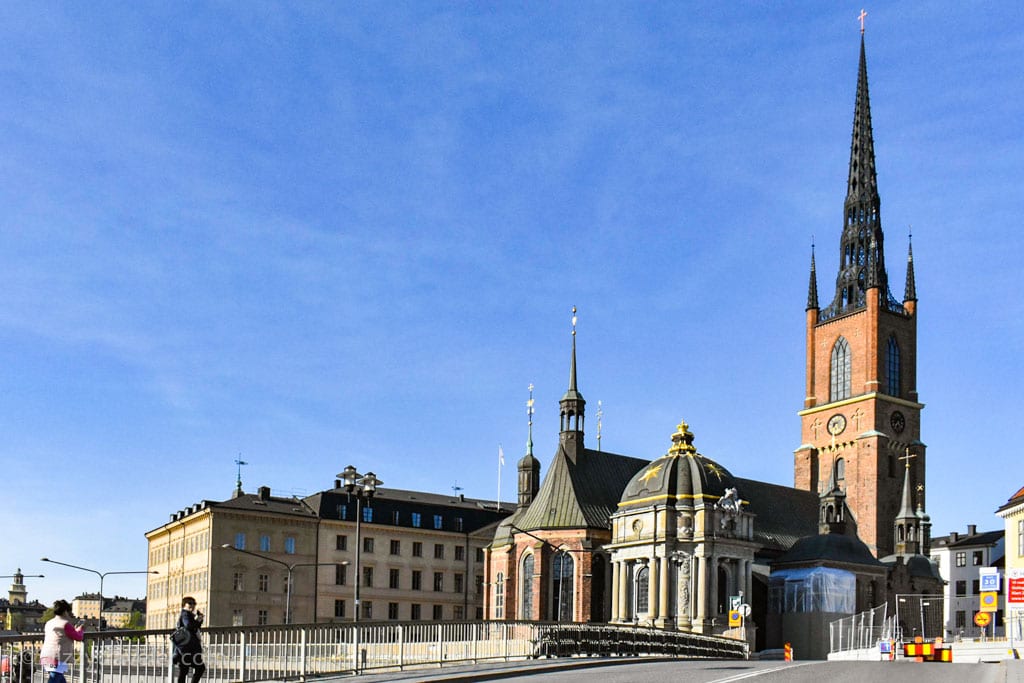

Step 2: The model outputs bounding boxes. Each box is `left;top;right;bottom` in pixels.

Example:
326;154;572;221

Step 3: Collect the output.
1;620;747;682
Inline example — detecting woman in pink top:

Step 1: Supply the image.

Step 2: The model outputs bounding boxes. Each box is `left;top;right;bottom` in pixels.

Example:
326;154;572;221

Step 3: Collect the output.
40;600;84;682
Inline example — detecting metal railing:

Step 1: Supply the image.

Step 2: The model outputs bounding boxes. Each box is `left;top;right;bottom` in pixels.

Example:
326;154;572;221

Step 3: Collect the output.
829;603;892;653
2;620;746;682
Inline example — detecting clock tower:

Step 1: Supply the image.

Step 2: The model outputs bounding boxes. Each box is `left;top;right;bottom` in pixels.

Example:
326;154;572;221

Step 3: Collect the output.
795;36;923;558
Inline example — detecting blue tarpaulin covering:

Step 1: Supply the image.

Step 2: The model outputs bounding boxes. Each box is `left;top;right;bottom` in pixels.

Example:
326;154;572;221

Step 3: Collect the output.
768;567;855;614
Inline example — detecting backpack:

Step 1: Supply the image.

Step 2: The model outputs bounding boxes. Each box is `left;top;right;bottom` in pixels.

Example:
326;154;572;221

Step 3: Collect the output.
171;625;191;647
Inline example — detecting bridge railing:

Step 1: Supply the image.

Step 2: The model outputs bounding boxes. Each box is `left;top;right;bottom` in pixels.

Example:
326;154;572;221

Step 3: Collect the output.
2;620;746;683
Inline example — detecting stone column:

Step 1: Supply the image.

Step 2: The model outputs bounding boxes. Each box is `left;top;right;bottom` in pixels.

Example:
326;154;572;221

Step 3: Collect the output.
648;557;658;622
695;555;707;630
658;557;670;623
618;561;630;622
708;554;718;621
611;561;620;622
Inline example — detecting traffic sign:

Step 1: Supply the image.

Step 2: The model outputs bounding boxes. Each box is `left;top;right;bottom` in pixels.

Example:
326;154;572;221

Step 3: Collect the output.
730;595;742;612
980;591;998;612
980;568;1000;592
975;611;991;627
728;610;742;627
740;603;751;618
1009;576;1024;605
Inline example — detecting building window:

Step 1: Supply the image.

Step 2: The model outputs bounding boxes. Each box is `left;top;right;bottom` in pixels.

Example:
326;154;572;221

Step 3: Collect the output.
235;532;246;550
455;517;464;532
363;506;373;523
388;602;399;620
335;564;347;586
412;570;422;590
361;601;372;620
475;607;483;620
433;572;444;592
636;566;650;614
434;544;445;559
363;537;375;553
412;542;423;557
392;511;400;524
973;551;984;566
955;580;967;596
260;535;271;552
835;457;845;481
455;546;465;562
337;504;348;520
955;552;967;567
390;540;401;556
551;552;574;621
389;568;400;589
334;600;346;618
476;575;483;595
495;573;504;619
476;548;485;563
521;554;534;618
336;535;347;551
972;579;980;595
830;337;851;402
258;574;269;592
1019;520;1024;556
433;605;443;620
454;605;464;620
284;537;295;554
363;567;374;588
955;611;966;629
433;515;443;530
233;572;244;591
257;610;268;625
232;610;243;626
412;513;422;527
411;604;421;620
454;573;464;593
886;336;900;396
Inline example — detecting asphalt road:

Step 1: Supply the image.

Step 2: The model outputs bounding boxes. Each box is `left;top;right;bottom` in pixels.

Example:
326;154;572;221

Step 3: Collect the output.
443;659;1017;683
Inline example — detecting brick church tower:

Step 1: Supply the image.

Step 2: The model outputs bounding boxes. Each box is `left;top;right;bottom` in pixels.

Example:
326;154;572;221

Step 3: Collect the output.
795;36;923;558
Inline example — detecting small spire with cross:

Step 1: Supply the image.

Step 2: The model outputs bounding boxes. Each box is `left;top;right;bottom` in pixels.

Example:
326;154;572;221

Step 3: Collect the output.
596;400;604;452
899;448;917;470
858;9;868;34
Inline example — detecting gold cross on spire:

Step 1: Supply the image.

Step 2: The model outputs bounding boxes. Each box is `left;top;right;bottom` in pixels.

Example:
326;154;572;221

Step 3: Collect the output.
858;9;868;35
571;306;577;337
899;448;916;470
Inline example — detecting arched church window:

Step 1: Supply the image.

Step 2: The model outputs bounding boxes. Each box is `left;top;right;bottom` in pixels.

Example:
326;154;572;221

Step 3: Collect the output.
857;270;865;292
886;336;900;396
836;458;845;481
551;552;574;622
520;554;534;619
857;246;865;266
495;572;504;619
830;337;851;401
635;565;650;614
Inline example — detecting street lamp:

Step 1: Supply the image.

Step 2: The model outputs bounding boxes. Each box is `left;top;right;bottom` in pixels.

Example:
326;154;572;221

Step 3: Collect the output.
338;466;382;623
40;558;157;631
508;524;589;623
920;600;929;640
219;545;336;624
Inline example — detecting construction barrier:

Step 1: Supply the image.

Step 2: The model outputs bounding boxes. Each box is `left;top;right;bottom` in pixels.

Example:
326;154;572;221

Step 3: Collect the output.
784;642;793;661
902;639;952;663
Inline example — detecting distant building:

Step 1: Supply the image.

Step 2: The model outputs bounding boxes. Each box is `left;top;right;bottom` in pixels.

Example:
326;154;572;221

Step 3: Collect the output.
145;482;510;628
72;594;147;629
996;485;1024;638
930;525;1004;638
1;569;46;633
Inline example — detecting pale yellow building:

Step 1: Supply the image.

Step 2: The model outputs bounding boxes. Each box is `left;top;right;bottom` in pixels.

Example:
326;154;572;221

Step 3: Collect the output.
146;481;510;627
998;486;1024;572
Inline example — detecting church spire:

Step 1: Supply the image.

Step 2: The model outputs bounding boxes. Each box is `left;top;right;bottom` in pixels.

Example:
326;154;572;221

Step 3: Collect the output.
559;306;585;444
904;232;917;302
806;243;819;311
894;450;921;555
517;383;540;510
822;34;896;320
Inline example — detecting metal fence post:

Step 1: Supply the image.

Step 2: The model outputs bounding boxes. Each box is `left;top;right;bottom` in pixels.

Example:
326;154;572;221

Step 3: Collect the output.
239;630;247;680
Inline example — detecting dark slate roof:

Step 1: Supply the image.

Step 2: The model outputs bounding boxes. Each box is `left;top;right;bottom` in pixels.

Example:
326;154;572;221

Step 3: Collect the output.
881;553;943;580
734;477;819;553
998;485;1024;513
514;444;649;531
932;530;1004;549
774;532;884;569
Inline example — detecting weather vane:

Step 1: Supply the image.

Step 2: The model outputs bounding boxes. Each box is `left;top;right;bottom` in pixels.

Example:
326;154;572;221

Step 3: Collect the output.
571;306;577;336
234;456;249;494
596;400;604;452
526;383;535;456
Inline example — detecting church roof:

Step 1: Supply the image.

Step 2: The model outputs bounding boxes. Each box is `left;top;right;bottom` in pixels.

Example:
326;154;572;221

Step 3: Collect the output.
880;553;943;580
513;443;648;531
774;532;884;569
734;477;819;552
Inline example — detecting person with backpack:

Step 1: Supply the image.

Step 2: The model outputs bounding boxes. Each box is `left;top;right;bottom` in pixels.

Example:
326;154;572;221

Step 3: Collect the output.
172;596;206;683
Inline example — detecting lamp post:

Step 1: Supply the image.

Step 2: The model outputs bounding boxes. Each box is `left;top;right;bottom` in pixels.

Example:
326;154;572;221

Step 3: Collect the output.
40;558;157;631
219;545;336;624
920;600;929;640
508;524;589;623
338;466;382;623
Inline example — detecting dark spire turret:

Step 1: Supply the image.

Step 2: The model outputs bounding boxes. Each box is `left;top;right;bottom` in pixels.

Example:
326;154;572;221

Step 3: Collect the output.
559;307;585;445
904;234;917;302
818;455;847;535
518;383;540;509
893;452;921;555
806;244;819;311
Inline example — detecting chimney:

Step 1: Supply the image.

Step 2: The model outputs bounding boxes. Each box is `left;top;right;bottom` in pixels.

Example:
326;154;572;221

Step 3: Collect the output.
258;486;271;500
950;532;959;543
334;479;341;489
967;524;977;536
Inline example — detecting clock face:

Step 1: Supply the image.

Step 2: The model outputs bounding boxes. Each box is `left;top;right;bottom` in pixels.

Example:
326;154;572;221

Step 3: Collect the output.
890;411;906;434
827;413;847;436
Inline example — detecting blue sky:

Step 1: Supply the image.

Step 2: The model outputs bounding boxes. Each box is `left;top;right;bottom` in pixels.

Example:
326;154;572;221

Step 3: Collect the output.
2;3;1021;607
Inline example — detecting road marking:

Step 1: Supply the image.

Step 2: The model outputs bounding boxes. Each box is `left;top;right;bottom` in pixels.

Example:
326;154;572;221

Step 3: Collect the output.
709;662;818;682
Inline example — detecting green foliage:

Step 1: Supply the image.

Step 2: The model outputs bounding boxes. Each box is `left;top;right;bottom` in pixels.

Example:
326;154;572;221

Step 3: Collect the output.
124;611;145;630
39;607;55;623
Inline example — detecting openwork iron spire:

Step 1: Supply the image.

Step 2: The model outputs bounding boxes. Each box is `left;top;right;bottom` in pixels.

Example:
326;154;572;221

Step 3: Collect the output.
821;35;904;321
